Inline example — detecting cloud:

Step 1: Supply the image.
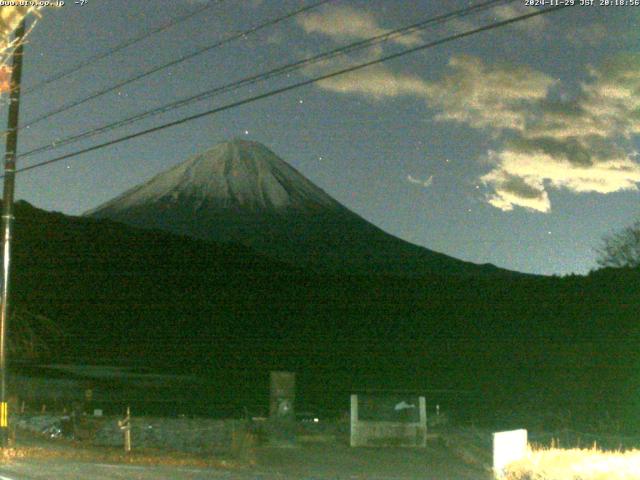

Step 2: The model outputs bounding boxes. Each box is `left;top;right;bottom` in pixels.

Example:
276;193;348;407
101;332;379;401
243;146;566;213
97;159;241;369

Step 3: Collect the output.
435;54;640;212
316;63;430;100
492;4;549;34
447;4;548;36
580;54;640;138
300;43;429;100
312;53;553;113
407;174;433;188
304;44;640;212
481;169;549;212
424;55;556;131
481;149;640;212
297;9;428;103
297;5;423;47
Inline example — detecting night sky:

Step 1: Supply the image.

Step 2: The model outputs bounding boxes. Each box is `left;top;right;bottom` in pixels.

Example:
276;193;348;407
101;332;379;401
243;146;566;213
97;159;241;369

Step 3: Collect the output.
3;0;639;275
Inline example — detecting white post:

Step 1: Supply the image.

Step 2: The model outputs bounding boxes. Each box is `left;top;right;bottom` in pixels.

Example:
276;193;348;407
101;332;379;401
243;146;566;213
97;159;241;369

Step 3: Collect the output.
118;406;132;453
493;429;527;478
350;394;358;447
418;396;427;447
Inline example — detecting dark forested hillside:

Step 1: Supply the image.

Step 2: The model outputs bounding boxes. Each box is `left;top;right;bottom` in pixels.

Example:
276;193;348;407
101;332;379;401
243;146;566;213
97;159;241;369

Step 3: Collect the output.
8;201;640;429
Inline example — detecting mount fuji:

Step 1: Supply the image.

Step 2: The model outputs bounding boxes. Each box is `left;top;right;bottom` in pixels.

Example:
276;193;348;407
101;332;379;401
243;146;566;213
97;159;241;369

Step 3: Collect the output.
85;139;504;276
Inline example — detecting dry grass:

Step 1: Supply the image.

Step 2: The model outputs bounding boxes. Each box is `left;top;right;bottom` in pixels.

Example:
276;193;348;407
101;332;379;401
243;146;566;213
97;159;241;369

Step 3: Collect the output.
504;445;640;480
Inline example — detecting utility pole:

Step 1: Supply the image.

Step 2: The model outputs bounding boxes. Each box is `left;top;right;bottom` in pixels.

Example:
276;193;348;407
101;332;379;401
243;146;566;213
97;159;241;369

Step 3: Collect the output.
0;19;26;448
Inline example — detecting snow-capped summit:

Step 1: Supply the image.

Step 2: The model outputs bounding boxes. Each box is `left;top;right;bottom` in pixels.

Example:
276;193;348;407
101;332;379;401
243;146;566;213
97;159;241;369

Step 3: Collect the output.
86;140;504;276
87;140;341;215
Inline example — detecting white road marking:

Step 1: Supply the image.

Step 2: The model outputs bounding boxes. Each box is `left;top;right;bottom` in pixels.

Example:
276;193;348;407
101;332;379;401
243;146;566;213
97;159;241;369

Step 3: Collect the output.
94;464;147;470
94;463;216;474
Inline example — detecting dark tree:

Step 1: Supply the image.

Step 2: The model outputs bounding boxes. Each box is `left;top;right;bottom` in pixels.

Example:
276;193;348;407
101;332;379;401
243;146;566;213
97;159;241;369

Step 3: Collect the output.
596;220;640;269
9;308;62;360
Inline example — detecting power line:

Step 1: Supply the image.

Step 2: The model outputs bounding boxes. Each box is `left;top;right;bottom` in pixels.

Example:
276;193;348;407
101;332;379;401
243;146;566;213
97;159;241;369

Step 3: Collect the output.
22;0;222;95
18;0;334;130
7;5;569;178
18;0;513;160
19;0;509;159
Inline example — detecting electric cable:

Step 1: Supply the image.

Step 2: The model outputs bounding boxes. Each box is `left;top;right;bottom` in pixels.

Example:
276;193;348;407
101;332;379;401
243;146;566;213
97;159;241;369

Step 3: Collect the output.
18;0;335;130
22;0;222;95
6;5;569;178
18;0;513;160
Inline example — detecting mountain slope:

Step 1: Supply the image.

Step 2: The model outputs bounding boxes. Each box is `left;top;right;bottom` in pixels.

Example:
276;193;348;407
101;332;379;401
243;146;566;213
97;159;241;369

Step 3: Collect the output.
86;140;506;276
8;200;640;427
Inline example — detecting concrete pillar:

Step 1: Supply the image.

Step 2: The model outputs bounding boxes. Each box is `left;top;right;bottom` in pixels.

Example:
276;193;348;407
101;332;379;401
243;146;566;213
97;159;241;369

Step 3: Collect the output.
268;371;296;446
350;394;358;447
269;371;295;420
418;396;427;447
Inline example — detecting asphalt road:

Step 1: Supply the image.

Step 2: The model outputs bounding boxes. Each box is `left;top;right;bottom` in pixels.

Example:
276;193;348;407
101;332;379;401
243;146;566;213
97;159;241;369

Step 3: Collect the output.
0;444;493;479
1;461;243;479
